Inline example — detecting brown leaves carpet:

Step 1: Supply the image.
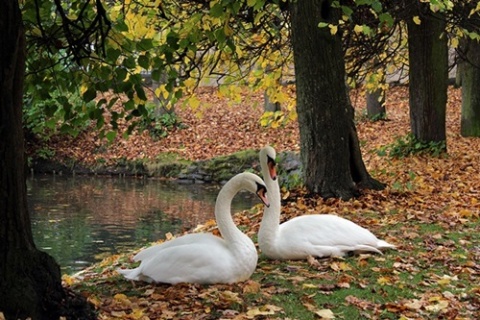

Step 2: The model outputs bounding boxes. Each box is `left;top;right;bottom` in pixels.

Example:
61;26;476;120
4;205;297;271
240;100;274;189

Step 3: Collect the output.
59;85;480;320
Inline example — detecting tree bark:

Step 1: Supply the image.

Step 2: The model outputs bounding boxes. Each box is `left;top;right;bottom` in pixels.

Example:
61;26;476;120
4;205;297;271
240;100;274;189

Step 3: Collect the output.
0;1;94;319
366;87;386;120
407;3;448;144
460;37;480;137
289;0;384;200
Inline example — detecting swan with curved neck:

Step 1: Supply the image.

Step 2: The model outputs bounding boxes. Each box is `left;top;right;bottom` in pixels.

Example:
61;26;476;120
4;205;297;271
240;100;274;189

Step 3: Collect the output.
117;172;269;284
258;146;395;260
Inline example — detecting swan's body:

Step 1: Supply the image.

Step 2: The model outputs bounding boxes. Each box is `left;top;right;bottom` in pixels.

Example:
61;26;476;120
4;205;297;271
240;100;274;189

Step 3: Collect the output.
258;146;395;260
117;172;269;284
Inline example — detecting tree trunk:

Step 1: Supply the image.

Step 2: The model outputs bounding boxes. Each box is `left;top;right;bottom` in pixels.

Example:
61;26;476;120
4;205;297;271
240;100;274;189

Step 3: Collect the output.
264;91;281;112
366;87;386;120
289;0;384;200
366;59;386;120
460;38;480;137
0;1;94;319
407;3;448;144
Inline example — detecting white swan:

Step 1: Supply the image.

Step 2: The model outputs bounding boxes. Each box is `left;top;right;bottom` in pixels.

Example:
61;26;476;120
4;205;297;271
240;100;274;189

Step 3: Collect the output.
117;172;270;284
258;146;395;260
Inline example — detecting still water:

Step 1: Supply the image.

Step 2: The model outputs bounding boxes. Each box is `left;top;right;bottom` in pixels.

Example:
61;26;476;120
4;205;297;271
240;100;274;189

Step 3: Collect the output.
27;175;259;274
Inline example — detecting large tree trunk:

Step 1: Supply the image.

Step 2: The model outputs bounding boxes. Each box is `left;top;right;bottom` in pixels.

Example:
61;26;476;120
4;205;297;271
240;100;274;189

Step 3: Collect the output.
407;3;448;144
289;0;384;200
0;1;94;319
460;38;480;137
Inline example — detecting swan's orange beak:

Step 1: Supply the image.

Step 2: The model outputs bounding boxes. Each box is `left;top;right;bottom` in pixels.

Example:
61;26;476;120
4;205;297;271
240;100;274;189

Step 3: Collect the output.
268;159;277;181
257;187;270;208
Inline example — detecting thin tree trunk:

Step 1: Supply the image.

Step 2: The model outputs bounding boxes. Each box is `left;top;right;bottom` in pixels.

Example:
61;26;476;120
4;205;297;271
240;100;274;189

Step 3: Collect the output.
264;91;281;112
460;38;480;137
366;87;386;120
0;1;94;318
407;3;448;144
289;0;384;200
366;59;386;120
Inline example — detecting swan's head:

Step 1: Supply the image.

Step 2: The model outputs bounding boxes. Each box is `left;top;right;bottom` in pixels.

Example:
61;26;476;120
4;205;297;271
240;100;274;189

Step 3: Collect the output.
239;172;270;208
259;146;277;181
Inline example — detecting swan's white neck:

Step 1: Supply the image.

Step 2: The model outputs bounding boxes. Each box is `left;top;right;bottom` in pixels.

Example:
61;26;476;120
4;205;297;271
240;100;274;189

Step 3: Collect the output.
258;156;281;256
215;176;251;247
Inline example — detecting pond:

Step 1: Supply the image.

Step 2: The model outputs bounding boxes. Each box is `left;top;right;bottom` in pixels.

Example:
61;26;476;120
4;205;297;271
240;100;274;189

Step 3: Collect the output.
27;175;259;274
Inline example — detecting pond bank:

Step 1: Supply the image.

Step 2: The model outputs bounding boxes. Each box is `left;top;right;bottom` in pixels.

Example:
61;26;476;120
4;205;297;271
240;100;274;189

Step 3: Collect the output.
30;149;303;187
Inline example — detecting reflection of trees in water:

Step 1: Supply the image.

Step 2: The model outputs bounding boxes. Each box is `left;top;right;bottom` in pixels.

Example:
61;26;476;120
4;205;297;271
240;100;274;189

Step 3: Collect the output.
28;175;220;227
27;175;257;273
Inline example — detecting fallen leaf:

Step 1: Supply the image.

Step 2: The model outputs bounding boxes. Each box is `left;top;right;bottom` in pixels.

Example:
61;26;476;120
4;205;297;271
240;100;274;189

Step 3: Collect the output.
243;280;261;294
246;304;282;318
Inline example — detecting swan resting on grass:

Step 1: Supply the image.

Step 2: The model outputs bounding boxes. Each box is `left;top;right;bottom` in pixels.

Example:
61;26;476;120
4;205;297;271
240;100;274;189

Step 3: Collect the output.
117;172;270;284
258;146;395;260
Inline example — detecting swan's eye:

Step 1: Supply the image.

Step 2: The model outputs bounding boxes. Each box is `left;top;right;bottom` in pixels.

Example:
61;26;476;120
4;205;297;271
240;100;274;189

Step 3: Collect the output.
267;155;276;166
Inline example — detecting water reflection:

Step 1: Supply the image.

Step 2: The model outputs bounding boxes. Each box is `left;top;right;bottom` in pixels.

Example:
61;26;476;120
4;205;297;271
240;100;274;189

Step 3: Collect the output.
27;175;259;274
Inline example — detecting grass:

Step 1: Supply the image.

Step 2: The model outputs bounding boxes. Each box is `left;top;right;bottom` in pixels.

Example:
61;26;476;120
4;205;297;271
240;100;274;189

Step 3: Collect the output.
66;209;479;319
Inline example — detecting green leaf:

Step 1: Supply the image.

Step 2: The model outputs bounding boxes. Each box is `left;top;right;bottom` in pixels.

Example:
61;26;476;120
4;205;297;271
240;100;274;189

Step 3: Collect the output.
138;55;150;69
106;131;117;143
106;48;121;62
379;13;394;27
371;1;382;12
122;56;136;69
210;3;224;17
83;88;97;102
135;84;147;101
115;21;129;32
214;28;226;44
166;32;179;50
151;69;162;82
138;38;154;50
116;68;128;82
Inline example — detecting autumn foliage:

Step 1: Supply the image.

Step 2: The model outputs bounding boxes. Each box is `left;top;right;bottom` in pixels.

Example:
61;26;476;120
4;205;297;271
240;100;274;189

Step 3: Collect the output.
52;85;479;319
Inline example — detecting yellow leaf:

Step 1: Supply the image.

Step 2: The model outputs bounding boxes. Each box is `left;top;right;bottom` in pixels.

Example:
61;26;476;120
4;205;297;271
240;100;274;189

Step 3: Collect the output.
413;16;421;25
87;296;102;308
243;280;261;293
187;95;201;110
304;303;335;319
315;309;335;319
354;24;363;34
338;262;352;271
114;293;127;300
62;274;75;286
246;304;282;318
130;308;145;320
377;276;392;285
302;283;318;289
451;37;459;48
224;23;233;36
425;299;449;312
329;24;338;35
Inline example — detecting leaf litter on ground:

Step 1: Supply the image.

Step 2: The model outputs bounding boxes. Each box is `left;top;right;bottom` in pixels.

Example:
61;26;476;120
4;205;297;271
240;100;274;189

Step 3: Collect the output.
59;86;479;319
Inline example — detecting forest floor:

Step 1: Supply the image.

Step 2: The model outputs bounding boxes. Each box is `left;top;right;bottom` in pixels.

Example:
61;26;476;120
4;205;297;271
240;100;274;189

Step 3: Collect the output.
56;85;480;319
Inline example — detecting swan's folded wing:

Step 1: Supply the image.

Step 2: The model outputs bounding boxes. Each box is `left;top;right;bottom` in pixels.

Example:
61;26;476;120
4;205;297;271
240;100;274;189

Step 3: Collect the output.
133;240;238;284
133;233;220;262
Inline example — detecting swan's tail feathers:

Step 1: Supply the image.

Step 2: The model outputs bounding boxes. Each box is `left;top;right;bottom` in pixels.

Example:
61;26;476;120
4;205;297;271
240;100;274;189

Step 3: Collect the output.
117;267;142;281
353;245;383;255
377;240;396;250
